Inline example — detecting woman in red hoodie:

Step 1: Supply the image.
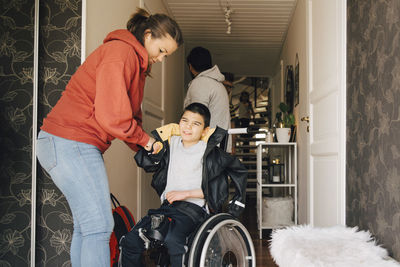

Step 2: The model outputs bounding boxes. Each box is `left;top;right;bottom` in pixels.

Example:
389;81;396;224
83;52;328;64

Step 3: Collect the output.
36;8;183;267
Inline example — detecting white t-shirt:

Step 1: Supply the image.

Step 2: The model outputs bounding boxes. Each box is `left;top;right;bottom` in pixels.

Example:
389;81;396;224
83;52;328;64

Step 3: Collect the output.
161;136;207;207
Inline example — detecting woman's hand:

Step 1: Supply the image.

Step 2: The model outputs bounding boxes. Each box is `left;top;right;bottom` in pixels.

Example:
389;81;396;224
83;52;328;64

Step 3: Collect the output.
144;137;156;151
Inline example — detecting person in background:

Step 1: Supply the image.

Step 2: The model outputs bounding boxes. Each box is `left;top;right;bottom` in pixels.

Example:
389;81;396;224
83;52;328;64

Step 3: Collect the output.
221;71;236;118
235;91;255;154
120;102;247;266
222;71;234;95
36;8;183;267
238;91;255;129
222;71;239;153
184;47;231;151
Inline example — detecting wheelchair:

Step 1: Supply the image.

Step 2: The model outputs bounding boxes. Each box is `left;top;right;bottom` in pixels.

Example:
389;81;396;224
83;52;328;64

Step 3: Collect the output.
139;128;256;266
140;212;256;267
187;213;256;267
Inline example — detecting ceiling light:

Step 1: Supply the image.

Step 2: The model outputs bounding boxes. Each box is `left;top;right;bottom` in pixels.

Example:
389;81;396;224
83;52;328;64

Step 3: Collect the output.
220;0;233;34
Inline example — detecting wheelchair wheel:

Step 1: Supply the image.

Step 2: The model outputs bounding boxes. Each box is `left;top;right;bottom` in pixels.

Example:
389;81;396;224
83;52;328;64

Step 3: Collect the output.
188;213;256;267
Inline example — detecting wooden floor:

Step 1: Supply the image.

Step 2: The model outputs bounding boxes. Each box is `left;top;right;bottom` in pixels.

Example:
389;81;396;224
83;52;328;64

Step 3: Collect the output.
240;196;278;267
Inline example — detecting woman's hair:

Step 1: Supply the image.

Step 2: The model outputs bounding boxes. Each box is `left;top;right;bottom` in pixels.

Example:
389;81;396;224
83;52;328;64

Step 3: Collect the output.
183;102;211;128
127;8;183;47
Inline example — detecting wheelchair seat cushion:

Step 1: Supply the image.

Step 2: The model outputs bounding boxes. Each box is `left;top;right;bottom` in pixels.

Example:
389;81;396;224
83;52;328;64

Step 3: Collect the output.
170;200;209;224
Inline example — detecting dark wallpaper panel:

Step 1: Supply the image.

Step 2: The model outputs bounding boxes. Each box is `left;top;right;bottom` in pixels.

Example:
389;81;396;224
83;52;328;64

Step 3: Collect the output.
0;1;35;266
347;0;400;260
0;0;81;266
36;1;82;266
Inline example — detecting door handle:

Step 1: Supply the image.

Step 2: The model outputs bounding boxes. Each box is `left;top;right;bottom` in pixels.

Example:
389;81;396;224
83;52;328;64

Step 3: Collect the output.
301;116;310;123
301;116;310;132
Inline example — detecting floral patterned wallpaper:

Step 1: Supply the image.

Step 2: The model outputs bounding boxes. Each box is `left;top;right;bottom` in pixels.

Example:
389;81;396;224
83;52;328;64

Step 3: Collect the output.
0;1;35;266
347;0;400;260
36;0;81;266
0;0;81;266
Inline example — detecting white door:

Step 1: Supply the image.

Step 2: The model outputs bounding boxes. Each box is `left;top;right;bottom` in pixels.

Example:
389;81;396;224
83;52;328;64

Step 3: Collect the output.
306;0;346;226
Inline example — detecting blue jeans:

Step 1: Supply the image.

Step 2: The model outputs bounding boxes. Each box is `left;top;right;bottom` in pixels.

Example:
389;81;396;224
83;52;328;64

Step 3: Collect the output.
36;130;114;267
120;204;197;267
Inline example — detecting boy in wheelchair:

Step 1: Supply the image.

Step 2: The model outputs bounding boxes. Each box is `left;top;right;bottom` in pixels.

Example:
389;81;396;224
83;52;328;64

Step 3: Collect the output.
119;102;247;266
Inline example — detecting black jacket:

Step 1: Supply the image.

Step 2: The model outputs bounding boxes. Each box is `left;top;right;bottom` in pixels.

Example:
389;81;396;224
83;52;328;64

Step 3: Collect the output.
134;123;248;217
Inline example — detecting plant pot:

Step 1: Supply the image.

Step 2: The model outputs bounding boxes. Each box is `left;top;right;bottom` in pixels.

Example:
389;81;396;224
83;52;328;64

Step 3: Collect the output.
276;128;291;143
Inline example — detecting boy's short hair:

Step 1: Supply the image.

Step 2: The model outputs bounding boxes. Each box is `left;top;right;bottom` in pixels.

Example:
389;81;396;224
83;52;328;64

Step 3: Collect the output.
186;46;212;73
183;103;211;128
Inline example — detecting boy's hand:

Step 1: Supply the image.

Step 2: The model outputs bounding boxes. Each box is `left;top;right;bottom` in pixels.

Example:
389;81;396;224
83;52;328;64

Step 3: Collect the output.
165;189;204;203
165;191;188;203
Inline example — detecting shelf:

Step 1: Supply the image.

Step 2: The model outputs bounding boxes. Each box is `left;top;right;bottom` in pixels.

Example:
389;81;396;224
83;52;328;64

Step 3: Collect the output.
258;183;296;187
257;142;296;146
256;142;297;239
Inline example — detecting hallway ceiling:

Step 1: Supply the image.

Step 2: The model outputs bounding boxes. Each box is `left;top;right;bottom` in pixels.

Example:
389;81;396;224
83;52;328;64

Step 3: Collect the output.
163;0;298;77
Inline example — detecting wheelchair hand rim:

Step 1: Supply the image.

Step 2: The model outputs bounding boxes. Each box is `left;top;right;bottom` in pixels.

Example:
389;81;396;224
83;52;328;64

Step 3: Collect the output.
199;219;256;267
188;213;235;266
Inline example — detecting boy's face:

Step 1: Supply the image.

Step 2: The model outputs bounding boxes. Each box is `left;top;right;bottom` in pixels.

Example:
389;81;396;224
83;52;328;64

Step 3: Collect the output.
179;110;209;147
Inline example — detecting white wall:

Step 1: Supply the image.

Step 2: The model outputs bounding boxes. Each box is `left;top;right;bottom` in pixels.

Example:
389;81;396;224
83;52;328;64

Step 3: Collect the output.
164;45;185;124
85;0;140;55
273;0;308;224
270;60;284;126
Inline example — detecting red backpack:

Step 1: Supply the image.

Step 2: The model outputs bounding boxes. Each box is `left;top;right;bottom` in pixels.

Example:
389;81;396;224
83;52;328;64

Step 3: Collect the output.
109;193;135;267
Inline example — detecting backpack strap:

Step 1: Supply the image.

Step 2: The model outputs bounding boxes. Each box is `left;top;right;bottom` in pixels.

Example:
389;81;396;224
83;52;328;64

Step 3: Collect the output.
110;193;121;209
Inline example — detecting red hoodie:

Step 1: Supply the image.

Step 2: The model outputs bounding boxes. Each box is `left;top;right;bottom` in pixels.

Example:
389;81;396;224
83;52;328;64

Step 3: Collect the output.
41;29;150;153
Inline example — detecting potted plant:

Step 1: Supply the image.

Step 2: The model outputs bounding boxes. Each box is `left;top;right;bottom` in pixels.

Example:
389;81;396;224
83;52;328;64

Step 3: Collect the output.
275;102;295;143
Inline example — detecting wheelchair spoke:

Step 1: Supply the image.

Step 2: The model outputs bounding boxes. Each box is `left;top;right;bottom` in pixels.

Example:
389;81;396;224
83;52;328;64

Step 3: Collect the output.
188;214;256;267
222;251;238;267
204;223;251;267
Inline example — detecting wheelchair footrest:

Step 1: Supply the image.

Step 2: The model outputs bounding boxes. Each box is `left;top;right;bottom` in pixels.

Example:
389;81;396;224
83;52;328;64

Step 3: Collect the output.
149;246;170;266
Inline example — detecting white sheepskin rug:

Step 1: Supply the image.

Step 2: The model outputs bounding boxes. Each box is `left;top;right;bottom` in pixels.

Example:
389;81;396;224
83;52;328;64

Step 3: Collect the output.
270;225;400;267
